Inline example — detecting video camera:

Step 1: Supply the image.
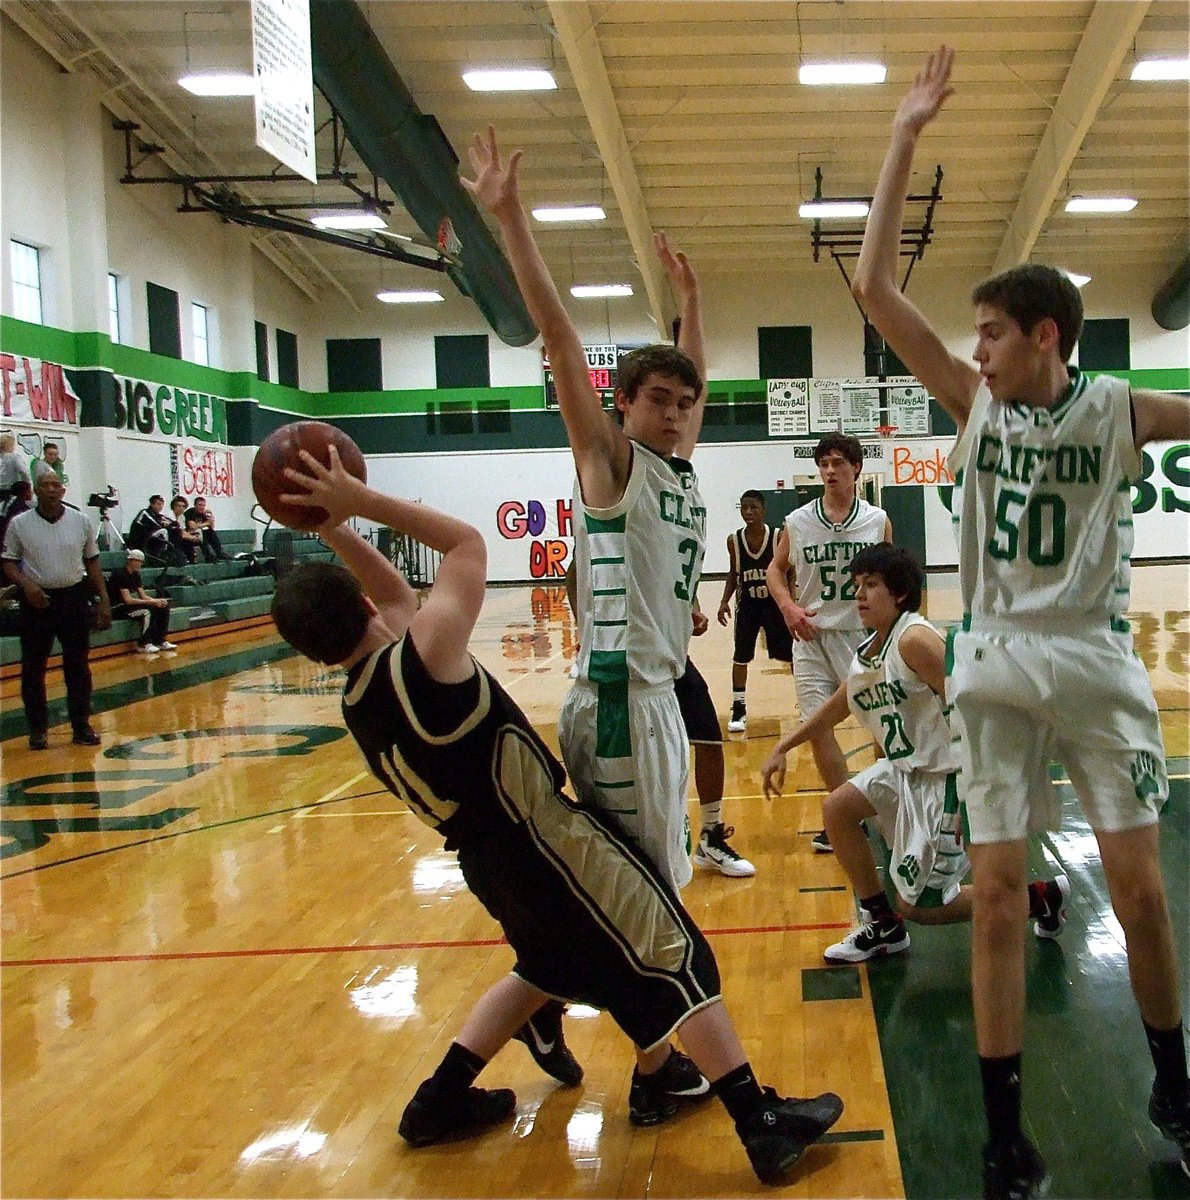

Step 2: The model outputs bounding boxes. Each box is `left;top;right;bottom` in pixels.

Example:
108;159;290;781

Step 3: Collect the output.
88;486;120;512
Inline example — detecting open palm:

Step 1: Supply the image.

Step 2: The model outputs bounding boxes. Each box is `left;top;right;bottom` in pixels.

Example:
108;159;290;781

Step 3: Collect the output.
896;46;956;135
462;125;523;218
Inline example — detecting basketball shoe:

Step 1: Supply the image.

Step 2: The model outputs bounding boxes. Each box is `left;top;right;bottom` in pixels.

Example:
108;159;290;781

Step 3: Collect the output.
824;917;909;963
397;1077;516;1147
1149;1083;1190;1179
727;701;747;733
628;1049;711;1126
694;823;756;877
811;830;833;852
513;999;583;1086
1029;874;1071;939
981;1135;1050;1199
738;1087;844;1184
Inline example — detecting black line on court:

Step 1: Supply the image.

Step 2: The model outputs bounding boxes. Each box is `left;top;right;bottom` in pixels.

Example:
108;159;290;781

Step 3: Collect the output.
820;1129;885;1144
800;885;848;893
0;788;376;880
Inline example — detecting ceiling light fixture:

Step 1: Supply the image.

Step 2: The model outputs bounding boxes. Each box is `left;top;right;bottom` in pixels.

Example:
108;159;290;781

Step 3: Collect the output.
463;69;556;92
377;290;444;304
310;212;389;231
798;62;886;86
1064;197;1138;214
1060;270;1092;288
570;284;633;298
179;73;256;97
533;206;607;223
1130;57;1190;81
799;201;870;219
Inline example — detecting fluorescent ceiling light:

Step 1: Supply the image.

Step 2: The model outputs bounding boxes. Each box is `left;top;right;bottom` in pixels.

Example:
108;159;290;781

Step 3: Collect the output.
310;212;388;230
533;206;606;223
799;62;886;86
1064;197;1137;214
799;201;870;219
377;290;444;304
377;230;414;243
570;284;633;299
1131;57;1190;81
1060;270;1091;288
463;69;556;92
179;73;256;97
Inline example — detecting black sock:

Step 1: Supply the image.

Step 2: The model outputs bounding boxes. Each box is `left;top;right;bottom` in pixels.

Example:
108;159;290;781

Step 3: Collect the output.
980;1053;1023;1147
1143;1019;1189;1100
711;1062;765;1126
860;890;897;924
429;1042;486;1092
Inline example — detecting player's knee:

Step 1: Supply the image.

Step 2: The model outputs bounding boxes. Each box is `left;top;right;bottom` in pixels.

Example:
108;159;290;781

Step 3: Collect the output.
1110;871;1169;932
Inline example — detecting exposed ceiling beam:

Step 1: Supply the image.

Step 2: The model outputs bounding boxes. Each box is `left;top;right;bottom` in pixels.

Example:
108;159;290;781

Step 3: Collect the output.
546;1;671;336
992;0;1150;273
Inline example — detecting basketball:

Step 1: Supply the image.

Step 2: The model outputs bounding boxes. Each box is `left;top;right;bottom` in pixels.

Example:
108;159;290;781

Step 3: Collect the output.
251;421;367;531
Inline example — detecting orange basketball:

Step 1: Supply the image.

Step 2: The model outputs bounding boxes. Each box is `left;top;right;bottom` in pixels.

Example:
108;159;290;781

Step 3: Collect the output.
251;421;367;531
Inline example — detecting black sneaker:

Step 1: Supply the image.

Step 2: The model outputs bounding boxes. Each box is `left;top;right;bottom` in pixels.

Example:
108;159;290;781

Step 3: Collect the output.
727;701;747;733
1149;1083;1190;1179
513;999;583;1087
811;830;833;853
981;1136;1050;1199
739;1086;844;1184
397;1077;516;1148
71;726;101;747
628;1049;711;1126
28;731;48;751
1030;874;1071;939
694;823;756;877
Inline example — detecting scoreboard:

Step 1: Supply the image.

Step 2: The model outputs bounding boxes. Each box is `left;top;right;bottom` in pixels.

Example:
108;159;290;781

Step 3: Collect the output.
543;344;627;408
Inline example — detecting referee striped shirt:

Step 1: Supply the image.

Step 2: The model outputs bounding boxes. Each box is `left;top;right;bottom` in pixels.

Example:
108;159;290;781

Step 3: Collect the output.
1;504;98;588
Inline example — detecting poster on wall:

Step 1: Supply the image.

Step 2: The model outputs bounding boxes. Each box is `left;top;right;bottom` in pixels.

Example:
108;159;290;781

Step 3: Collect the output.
251;0;317;183
885;376;930;435
766;379;810;437
841;379;881;434
0;355;81;425
810;378;842;432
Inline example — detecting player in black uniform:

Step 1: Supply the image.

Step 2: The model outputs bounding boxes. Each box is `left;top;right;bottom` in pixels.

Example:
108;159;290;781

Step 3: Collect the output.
269;446;844;1184
717;491;793;732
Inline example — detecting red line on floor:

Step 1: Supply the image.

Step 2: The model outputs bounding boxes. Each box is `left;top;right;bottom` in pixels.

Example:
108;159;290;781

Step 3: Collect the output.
0;921;851;967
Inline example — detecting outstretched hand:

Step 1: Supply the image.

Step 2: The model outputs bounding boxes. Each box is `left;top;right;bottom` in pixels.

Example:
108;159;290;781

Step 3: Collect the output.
461;125;523;219
280;444;366;532
761;750;787;801
654;231;698;302
895;45;955;136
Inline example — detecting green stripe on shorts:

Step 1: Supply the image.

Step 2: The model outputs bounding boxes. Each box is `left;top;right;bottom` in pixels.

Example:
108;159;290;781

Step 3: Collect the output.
595;679;632;760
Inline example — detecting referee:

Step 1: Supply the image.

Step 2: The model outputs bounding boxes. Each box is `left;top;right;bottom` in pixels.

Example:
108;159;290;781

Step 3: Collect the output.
1;473;112;749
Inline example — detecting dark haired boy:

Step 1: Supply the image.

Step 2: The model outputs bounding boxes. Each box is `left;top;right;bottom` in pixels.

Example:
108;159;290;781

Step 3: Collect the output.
717;490;792;733
761;543;1068;964
269;447;843;1184
464;128;716;1117
767;434;892;852
853;46;1189;1196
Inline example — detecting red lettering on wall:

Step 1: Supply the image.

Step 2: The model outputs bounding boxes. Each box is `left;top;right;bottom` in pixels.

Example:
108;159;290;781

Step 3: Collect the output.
180;447;234;498
892;445;954;486
555;499;573;538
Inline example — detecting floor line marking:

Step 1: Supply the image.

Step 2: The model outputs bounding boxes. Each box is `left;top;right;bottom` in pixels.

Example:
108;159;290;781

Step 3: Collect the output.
293;771;368;817
0;920;853;968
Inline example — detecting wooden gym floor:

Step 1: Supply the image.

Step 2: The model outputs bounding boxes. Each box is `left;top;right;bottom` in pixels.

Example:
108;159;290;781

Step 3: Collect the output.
1;565;1186;1199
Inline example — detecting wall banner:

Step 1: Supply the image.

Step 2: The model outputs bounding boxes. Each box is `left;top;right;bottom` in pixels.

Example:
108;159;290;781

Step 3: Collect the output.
0;355;81;425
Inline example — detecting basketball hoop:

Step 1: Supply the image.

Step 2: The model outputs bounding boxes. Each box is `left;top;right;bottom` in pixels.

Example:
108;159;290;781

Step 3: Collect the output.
875;424;898;439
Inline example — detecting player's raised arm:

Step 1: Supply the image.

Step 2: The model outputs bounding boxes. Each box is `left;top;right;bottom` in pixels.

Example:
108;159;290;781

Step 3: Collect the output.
851;47;980;428
283;448;486;680
464;126;629;508
1133;388;1190;450
657;232;707;458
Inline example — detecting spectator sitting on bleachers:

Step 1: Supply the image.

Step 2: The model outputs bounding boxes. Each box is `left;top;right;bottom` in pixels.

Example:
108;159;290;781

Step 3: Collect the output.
184;496;229;562
106;548;176;654
169;496;203;564
128;495;174;560
0;433;32;500
0;479;32;551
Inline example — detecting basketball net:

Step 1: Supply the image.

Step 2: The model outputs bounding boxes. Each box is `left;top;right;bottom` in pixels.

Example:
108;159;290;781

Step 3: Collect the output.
437;217;463;265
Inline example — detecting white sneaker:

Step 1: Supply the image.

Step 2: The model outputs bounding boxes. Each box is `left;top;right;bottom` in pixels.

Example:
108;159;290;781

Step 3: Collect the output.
824;919;910;963
137;643;161;653
727;702;747;733
693;824;756;878
158;641;178;651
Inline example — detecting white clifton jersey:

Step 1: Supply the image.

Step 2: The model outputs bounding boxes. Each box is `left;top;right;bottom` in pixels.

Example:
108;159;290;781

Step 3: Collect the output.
949;369;1138;627
572;441;705;687
784;496;888;631
847;612;960;775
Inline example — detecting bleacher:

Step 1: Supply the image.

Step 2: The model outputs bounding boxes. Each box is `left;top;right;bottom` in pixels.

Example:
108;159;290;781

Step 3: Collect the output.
0;526;336;669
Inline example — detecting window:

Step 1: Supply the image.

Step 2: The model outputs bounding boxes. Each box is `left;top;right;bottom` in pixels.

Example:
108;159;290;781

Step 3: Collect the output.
192;302;210;366
10;241;43;324
108;272;124;343
147;282;181;358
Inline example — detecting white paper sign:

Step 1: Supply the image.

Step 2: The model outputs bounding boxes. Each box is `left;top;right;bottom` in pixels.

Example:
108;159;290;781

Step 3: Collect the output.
766;379;810;437
252;0;317;183
810;378;841;431
886;376;930;435
841;381;880;433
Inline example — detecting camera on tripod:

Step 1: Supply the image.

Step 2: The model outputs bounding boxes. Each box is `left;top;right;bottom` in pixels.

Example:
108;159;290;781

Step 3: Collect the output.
88;486;120;512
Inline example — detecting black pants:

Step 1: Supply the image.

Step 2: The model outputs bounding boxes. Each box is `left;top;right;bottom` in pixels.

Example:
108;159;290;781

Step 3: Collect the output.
199;528;225;561
114;602;170;646
169;531;198;565
19;583;93;736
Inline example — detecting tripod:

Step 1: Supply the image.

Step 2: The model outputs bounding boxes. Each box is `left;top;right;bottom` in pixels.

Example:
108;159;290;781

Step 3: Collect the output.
95;508;126;553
